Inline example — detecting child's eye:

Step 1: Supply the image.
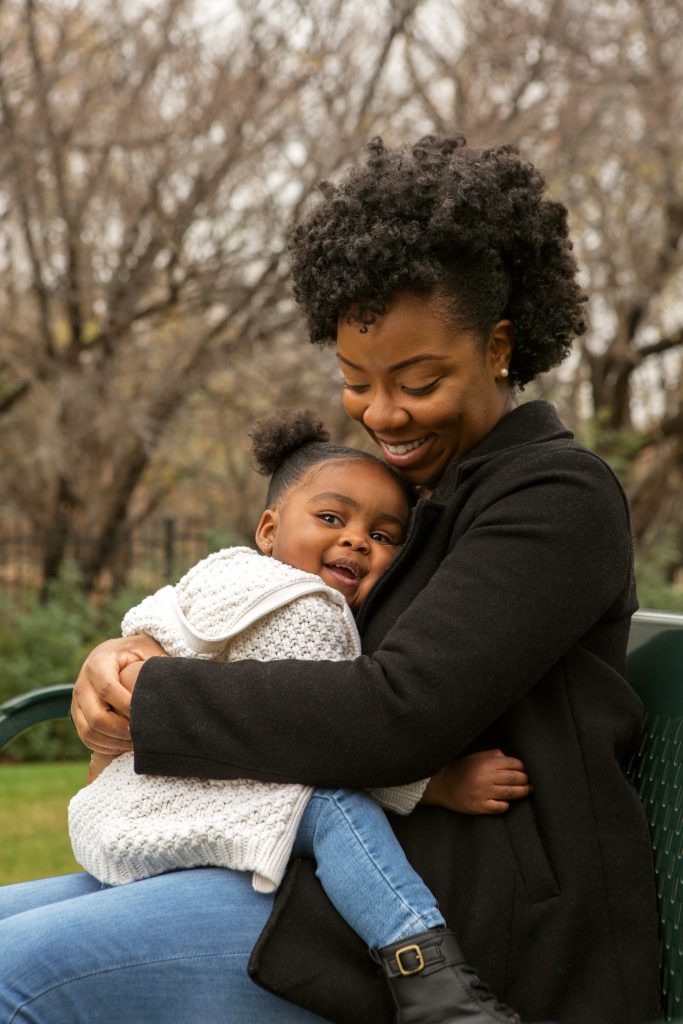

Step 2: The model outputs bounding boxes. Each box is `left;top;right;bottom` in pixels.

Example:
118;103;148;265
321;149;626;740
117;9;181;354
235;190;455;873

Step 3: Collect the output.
371;531;401;545
401;378;442;396
318;512;343;525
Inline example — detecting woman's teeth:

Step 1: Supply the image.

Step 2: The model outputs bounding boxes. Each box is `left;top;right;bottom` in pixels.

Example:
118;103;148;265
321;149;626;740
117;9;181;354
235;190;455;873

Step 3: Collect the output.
385;438;425;455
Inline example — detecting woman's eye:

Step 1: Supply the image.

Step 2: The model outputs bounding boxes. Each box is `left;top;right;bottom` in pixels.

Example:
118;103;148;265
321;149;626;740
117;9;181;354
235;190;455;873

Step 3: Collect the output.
318;512;343;525
401;378;441;396
342;381;369;394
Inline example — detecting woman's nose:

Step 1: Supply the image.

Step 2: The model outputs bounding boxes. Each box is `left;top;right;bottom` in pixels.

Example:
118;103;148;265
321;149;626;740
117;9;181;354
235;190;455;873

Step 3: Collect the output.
361;390;410;434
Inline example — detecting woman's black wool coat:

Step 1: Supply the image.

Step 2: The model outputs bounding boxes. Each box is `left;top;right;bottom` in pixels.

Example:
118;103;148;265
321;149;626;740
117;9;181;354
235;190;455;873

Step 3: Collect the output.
132;401;662;1024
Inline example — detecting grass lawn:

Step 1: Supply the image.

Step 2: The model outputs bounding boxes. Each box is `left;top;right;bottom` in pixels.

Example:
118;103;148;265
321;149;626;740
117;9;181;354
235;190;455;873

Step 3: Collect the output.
0;761;88;884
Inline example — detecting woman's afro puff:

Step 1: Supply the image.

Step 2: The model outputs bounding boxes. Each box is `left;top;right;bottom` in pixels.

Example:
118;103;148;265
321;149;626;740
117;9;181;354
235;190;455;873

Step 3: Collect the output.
249;409;329;477
289;135;587;387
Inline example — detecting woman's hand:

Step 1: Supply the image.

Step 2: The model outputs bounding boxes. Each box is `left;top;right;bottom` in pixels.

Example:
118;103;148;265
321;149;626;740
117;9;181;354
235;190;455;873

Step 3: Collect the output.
87;751;117;783
422;749;532;814
71;635;165;756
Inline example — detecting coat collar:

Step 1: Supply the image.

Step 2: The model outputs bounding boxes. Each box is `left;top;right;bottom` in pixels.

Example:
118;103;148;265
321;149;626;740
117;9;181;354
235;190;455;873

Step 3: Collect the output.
430;401;574;501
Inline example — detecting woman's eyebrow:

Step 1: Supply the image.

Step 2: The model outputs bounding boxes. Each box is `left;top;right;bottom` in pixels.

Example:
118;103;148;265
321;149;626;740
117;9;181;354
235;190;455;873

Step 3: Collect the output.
336;352;449;372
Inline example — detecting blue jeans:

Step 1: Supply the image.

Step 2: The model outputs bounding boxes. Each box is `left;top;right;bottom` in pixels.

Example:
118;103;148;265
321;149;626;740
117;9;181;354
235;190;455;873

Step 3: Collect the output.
293;787;445;948
0;869;324;1023
0;790;443;1021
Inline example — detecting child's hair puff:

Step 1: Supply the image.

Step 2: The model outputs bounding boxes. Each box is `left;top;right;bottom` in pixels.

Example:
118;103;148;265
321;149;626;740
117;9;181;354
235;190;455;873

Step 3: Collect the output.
248;409;413;508
249;409;330;477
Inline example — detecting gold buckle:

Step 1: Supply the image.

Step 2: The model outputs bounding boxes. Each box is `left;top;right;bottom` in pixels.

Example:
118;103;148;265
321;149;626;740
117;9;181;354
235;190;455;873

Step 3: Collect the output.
395;943;425;976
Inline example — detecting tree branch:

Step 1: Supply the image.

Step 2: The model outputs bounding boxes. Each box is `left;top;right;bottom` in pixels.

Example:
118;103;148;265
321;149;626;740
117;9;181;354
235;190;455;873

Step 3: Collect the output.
0;381;30;414
0;65;56;356
353;0;420;130
25;0;83;351
638;329;683;360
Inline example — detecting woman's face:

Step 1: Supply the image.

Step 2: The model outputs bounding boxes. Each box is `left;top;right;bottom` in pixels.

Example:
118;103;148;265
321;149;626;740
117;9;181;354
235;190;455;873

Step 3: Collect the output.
336;293;514;490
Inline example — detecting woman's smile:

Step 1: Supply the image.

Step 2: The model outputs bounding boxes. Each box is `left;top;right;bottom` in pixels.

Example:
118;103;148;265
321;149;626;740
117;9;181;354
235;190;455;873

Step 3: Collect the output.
378;435;434;468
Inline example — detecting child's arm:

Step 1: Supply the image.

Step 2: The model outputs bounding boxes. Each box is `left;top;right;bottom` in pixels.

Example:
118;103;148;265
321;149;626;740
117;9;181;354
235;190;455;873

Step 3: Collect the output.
422;749;532;814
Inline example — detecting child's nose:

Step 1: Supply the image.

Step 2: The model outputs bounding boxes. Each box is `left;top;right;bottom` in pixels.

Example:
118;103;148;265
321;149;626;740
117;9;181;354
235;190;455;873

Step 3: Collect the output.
339;531;370;554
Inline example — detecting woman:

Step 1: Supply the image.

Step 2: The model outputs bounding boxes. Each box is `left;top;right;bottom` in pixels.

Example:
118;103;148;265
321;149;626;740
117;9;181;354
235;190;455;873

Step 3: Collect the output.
0;136;660;1024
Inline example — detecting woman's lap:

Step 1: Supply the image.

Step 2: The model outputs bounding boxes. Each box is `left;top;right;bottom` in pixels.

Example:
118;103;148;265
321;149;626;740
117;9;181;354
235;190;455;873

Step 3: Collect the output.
0;870;104;918
0;868;325;1023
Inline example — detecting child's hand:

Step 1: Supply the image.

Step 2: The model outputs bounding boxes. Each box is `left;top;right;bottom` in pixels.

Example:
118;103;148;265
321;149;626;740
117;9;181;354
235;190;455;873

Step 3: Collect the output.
423;749;532;814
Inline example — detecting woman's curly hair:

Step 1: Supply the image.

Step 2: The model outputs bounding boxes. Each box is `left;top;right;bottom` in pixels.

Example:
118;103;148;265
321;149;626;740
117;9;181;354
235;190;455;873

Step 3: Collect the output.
289;135;586;387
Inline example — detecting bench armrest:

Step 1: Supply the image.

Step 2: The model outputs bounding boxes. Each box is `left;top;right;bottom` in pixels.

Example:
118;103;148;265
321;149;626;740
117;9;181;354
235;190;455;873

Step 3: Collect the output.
0;684;74;751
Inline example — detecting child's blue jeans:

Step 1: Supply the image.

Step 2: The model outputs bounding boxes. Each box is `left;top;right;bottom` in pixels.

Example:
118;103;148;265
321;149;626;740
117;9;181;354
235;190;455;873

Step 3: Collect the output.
293;786;445;948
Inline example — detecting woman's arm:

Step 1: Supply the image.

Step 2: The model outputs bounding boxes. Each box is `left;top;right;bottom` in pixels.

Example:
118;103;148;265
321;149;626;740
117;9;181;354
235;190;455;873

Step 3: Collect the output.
125;449;634;789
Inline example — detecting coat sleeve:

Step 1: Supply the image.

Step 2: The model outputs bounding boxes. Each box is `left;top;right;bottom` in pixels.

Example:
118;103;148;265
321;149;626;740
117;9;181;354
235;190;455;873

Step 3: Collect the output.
131;450;634;788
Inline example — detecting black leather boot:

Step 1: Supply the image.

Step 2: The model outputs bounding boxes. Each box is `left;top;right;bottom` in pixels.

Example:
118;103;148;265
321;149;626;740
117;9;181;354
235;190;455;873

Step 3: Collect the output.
369;927;521;1023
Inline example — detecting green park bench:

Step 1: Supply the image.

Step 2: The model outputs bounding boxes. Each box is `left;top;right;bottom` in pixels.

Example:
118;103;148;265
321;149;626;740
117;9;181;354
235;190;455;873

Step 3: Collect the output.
626;610;683;1022
1;609;683;1021
0;684;75;750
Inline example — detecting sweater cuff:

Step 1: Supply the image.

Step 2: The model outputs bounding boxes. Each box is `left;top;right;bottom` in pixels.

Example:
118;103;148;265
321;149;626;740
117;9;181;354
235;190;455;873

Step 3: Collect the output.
369;778;430;816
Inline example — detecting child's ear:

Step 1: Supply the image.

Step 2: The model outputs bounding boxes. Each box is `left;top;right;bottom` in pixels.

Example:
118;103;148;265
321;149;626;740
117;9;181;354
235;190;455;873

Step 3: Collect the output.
255;509;278;555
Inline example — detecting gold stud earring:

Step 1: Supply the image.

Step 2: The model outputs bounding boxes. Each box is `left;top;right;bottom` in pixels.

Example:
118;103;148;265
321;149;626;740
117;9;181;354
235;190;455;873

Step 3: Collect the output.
499;367;509;379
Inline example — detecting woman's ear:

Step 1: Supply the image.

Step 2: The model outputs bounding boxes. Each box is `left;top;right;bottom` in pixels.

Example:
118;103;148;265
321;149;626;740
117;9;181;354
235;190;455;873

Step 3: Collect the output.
487;319;514;378
255;509;278;555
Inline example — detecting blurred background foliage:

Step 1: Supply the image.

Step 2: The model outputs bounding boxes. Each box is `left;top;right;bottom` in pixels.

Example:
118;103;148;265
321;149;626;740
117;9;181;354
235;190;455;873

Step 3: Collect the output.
0;564;147;759
1;0;682;758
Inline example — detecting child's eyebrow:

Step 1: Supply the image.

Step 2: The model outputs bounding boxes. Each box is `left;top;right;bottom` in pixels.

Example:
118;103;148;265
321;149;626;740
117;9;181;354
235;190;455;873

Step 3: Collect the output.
308;491;406;530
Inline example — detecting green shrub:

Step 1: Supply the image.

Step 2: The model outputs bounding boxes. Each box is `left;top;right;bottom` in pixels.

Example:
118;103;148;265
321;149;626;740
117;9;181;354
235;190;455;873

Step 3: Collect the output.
0;562;147;761
636;534;683;614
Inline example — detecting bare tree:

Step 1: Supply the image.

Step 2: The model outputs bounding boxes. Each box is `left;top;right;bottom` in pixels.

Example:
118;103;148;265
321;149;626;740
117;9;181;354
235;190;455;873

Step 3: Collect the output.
2;0;681;593
394;0;683;575
0;0;420;590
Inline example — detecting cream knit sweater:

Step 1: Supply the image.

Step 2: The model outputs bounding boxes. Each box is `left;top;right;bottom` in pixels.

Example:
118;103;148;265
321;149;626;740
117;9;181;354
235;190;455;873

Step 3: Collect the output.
68;548;428;892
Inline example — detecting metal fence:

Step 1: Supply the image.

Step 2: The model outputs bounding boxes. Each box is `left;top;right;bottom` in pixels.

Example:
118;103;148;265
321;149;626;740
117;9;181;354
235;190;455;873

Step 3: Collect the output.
0;516;225;597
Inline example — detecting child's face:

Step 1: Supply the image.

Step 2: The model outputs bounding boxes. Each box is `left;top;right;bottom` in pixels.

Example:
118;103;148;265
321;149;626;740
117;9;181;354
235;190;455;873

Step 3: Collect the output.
255;459;409;610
